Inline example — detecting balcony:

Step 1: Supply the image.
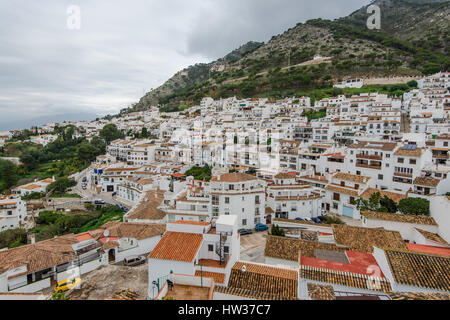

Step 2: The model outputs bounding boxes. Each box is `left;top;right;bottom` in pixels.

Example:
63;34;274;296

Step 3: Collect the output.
356;163;381;170
356;154;382;161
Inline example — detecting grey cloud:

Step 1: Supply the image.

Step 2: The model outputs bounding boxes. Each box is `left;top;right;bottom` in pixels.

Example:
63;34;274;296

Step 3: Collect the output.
0;0;370;130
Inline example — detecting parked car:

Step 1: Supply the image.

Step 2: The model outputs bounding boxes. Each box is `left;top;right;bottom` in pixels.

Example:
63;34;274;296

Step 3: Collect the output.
94;199;106;205
115;204;127;212
238;229;253;235
54;278;81;293
295;217;304;221
112;192;117;197
124;255;145;266
82;177;87;182
255;223;269;232
312;217;322;224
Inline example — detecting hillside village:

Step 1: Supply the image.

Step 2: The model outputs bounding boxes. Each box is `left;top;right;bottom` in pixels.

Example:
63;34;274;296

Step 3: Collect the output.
0;71;449;300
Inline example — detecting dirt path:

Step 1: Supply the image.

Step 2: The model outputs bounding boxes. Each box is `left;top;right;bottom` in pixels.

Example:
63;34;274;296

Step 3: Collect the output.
66;264;148;300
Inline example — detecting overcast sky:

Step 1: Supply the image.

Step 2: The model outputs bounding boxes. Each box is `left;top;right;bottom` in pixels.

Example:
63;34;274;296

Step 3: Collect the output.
0;0;370;130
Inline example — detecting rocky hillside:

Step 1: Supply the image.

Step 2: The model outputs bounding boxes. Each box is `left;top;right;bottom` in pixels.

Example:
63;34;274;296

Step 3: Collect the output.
126;0;449;113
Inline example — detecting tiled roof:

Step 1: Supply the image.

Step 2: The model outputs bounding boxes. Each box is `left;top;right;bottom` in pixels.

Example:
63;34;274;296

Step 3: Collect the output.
225;262;298;300
148;232;203;262
332;225;407;253
385;249;450;291
349;141;397;151
210;173;258;183
333;172;370;184
264;235;346;262
307;283;336;300
361;211;437;226
325;184;359;197
214;286;290;300
127;190;166;221
300;265;392;292
102;222;166;240
360;188;407;203
195;271;225;284
274;173;296;179
414;228;449;246
413;177;440;187
394;148;423;157
0;234;77;275
389;292;450;300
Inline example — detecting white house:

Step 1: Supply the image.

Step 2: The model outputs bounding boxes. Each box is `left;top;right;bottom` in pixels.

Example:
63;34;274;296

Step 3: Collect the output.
0;195;27;231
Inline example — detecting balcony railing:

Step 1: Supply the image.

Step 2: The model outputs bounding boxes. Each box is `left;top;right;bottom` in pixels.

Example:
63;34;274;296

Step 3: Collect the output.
356;154;382;161
356;163;381;170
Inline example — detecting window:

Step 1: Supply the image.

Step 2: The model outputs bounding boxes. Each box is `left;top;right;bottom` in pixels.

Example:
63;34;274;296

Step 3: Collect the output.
229;184;234;190
224;246;229;254
410;159;416;165
255;195;260;204
242;219;247;226
225;197;230;204
398;158;404;164
208;244;214;252
378;174;383;180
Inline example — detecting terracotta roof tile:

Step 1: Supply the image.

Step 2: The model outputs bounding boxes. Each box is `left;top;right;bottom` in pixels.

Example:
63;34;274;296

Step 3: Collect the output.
414;228;449;246
225;262;298;300
385;249;450;291
307;283;336;300
264;235;345;262
300;265;392;292
332;225;407;253
361;211;437;226
211;173;259;183
148;232;203;262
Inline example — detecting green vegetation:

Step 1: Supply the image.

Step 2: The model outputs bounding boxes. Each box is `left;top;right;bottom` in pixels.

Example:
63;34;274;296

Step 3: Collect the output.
0;159;19;191
99;124;124;144
185;165;212;182
0;228;28;249
320;215;344;225
49;193;82;199
398;198;430;216
51;292;68;300
32;206;123;242
270;224;285;237
0;125;107;193
355;192;397;213
22;192;46;200
46;177;77;194
302;108;327;122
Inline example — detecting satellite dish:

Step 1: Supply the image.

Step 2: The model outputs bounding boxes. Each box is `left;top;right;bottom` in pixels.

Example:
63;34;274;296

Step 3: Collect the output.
103;229;110;237
241;265;246;273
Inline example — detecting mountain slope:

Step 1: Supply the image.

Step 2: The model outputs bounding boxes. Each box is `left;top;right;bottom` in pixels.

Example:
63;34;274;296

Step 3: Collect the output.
128;0;449;113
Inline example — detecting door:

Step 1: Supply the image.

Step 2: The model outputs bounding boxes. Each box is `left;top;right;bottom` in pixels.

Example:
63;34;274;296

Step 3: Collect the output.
343;206;354;218
108;249;116;263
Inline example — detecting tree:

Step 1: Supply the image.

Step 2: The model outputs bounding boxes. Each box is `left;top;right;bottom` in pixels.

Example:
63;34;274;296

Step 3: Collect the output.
407;80;418;88
76;142;99;166
141;127;149;138
398;198;430;216
380;196;397;213
46;177;77;194
270;224;285;237
99;124;124;144
20;151;39;171
0;159;18;191
0;228;27;249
